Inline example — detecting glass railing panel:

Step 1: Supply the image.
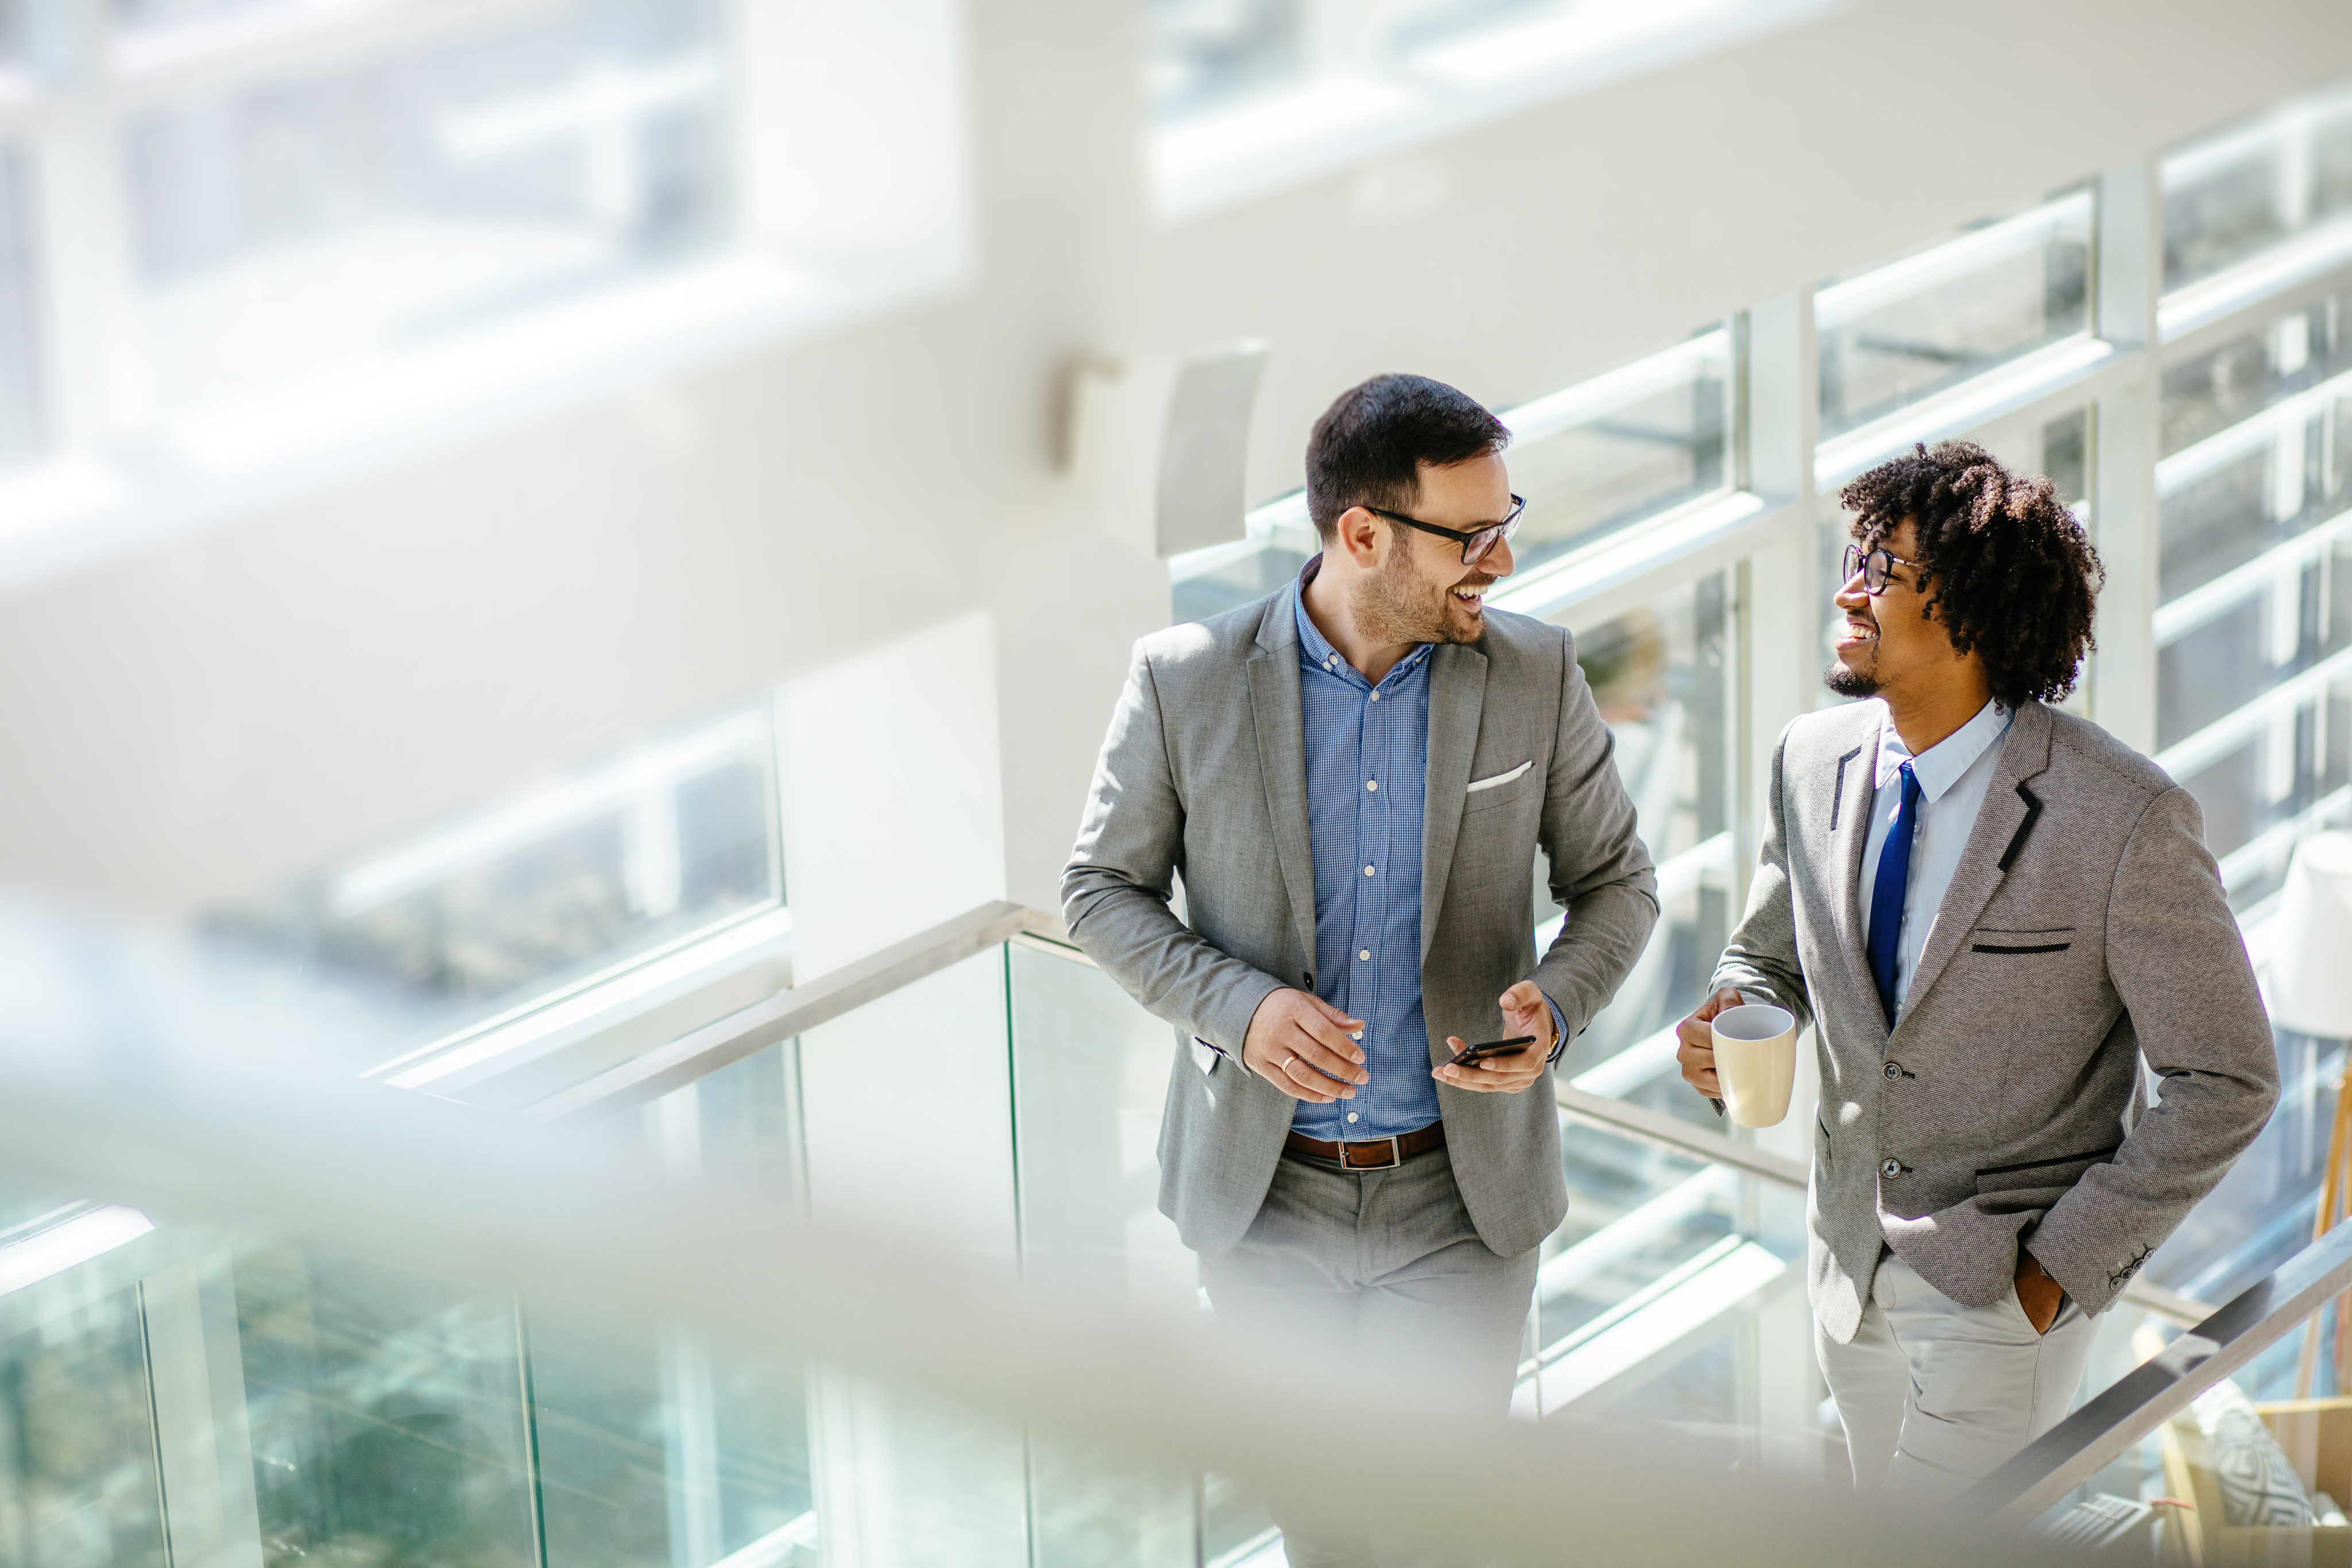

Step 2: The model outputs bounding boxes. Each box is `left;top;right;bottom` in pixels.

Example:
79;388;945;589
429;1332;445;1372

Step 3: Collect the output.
1815;193;2094;441
1007;938;1208;1565
1007;938;1196;1309
534;1048;816;1568
232;1247;539;1567
0;1284;171;1568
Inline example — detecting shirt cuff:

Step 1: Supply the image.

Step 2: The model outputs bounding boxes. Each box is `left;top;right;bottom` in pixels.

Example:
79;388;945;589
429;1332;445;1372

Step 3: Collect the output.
1542;996;1569;1066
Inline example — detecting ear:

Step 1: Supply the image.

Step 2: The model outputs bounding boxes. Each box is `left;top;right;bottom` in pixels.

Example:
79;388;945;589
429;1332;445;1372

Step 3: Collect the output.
1333;506;1383;568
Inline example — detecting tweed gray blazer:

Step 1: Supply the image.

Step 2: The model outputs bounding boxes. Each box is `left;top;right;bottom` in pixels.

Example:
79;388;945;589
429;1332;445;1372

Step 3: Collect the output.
1714;699;2278;1342
1063;584;1659;1260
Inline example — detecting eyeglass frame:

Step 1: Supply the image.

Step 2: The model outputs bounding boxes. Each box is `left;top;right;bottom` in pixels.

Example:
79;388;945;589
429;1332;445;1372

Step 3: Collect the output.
1840;542;1918;595
1363;495;1528;566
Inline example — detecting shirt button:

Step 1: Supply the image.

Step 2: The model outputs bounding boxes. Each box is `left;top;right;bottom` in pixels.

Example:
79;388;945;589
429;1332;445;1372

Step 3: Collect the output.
1369;691;1380;702
1364;865;1375;876
1883;1061;1901;1080
1350;1031;1364;1042
1880;1158;1901;1179
1347;1112;1359;1124
1365;780;1378;791
1359;949;1371;961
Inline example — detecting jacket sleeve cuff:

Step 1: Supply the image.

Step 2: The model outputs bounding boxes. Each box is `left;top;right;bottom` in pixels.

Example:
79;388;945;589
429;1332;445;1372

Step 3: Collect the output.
1208;970;1291;1058
1543;995;1570;1066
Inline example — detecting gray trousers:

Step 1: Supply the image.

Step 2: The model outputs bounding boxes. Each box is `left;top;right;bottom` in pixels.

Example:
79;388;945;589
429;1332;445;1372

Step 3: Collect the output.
1816;1249;2096;1505
1200;1145;1537;1568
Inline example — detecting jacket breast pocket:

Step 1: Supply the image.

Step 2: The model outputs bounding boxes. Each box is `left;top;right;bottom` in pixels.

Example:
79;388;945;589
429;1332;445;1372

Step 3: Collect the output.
1968;926;2077;957
1463;760;1537;815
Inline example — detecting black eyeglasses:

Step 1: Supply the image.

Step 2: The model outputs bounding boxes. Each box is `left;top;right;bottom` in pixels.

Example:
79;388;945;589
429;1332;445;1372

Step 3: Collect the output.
1365;495;1527;566
1841;543;1917;595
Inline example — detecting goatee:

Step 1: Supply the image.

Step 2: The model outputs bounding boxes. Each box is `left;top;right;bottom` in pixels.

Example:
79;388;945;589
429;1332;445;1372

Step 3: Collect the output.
1824;660;1880;698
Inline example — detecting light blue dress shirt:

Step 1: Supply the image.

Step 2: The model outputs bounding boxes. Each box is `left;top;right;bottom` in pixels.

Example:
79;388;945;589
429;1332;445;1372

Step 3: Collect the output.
1856;698;2013;1021
1287;564;1566;1139
1290;578;1442;1139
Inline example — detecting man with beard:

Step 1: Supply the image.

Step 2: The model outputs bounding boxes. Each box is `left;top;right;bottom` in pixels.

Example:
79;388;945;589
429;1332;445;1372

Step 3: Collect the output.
1065;374;1657;1566
1674;440;2277;1504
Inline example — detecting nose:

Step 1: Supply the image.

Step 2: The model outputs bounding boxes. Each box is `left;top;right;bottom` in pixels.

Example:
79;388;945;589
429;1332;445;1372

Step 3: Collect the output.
1833;567;1871;613
1483;536;1515;579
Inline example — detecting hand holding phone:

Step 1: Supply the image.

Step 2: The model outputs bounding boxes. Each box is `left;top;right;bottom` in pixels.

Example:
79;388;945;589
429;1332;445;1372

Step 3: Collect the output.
1445;1035;1535;1068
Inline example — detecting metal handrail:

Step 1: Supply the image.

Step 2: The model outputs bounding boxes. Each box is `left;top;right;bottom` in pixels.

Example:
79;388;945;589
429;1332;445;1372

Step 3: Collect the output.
1961;1218;2352;1524
1555;1081;1809;1187
519;895;2212;1337
522;900;1061;1124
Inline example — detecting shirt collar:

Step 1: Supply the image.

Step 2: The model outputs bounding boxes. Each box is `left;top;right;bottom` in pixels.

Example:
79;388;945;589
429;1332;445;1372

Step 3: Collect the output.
1291;556;1432;686
1875;698;2011;802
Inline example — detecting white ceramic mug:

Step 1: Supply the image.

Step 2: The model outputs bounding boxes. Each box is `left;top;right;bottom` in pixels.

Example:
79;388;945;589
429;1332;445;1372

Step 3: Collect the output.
1711;1003;1797;1128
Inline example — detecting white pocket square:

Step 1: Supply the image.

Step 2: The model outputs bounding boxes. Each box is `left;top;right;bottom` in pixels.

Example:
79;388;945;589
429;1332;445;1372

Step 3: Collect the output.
1465;760;1532;793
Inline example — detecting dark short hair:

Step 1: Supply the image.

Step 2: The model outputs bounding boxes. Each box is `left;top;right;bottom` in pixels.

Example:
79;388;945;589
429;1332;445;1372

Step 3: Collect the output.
1839;440;2103;708
1305;374;1508;543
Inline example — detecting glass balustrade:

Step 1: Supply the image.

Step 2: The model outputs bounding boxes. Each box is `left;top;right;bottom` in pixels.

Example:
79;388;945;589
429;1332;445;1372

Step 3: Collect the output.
0;908;1840;1567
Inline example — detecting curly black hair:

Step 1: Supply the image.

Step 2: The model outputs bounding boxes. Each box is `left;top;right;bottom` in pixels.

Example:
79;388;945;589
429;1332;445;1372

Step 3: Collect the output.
1838;440;2103;708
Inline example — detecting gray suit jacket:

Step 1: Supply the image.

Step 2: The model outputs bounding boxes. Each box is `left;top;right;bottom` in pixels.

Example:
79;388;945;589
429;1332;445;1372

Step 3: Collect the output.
1714;699;2278;1342
1062;584;1659;1259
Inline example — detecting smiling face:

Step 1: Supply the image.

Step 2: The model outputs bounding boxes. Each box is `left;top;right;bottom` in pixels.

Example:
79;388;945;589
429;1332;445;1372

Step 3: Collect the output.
1829;517;1962;699
1349;451;1518;646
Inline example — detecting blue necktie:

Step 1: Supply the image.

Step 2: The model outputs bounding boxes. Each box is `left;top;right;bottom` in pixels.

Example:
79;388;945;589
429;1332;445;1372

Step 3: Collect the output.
1865;761;1921;1027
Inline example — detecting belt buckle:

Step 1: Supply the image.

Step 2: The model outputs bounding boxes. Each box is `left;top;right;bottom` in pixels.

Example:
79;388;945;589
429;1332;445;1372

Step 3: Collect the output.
1345;1135;1403;1170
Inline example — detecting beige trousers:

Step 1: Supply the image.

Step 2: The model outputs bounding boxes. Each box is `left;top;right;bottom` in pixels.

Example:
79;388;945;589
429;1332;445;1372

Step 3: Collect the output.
1201;1145;1537;1568
1816;1249;2097;1505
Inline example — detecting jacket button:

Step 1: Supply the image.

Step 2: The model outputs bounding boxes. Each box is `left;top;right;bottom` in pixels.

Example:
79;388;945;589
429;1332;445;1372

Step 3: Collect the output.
1880;1158;1901;1179
1883;1061;1901;1080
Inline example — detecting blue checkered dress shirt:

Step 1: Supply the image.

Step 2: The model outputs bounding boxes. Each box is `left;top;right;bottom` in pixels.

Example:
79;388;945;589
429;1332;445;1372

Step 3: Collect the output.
1288;580;1444;1140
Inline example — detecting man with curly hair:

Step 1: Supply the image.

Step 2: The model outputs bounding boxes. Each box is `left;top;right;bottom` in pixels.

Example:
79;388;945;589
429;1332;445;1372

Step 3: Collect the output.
1673;440;2278;1503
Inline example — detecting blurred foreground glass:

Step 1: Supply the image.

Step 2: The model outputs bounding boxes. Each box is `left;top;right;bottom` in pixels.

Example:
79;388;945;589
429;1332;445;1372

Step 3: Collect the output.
206;702;782;1043
116;0;731;411
0;1286;168;1568
1816;192;2092;440
2163;84;2352;296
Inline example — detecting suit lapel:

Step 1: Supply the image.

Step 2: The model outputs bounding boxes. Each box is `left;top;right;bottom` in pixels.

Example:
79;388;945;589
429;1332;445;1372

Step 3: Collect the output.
1898;702;2055;1026
1420;642;1488;963
1826;707;1883;1031
1246;610;1320;973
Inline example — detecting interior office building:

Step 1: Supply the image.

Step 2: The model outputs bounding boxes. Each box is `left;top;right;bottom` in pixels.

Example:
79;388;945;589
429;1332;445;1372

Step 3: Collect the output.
6;1;2352;1563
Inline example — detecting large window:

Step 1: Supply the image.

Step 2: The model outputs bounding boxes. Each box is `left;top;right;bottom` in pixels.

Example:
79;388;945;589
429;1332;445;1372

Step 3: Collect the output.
1170;323;1735;624
208;701;783;1046
1142;0;1836;214
1816;192;2094;443
2164;85;2352;296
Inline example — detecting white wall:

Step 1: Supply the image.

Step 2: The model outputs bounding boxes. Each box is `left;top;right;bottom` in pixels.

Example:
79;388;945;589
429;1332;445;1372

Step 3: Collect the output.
2;0;2349;926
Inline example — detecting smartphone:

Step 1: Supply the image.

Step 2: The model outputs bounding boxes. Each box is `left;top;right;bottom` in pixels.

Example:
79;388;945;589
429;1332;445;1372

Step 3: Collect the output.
1447;1035;1536;1067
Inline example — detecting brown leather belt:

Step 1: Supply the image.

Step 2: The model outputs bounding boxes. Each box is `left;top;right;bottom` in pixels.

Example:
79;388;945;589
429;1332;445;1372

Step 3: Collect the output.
1283;1121;1446;1170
